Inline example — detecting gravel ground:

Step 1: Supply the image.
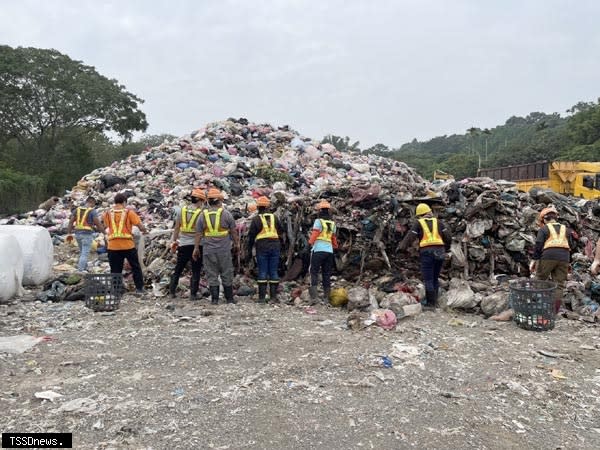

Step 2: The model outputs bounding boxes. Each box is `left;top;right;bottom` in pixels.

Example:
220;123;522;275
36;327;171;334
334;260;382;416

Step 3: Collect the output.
1;293;600;450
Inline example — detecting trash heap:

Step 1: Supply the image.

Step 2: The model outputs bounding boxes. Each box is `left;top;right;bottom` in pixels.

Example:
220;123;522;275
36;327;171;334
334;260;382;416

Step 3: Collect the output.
2;118;599;323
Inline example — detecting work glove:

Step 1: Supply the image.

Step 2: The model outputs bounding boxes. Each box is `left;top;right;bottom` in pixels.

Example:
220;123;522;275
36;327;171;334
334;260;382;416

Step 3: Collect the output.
529;260;538;273
170;241;179;253
65;234;74;243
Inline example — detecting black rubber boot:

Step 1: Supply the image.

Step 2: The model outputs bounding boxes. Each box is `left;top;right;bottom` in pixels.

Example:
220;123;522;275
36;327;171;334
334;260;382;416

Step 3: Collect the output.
190;274;200;300
169;276;178;298
257;283;267;304
323;288;331;306
309;286;318;305
269;283;279;304
424;290;436;310
210;285;219;305
224;285;236;304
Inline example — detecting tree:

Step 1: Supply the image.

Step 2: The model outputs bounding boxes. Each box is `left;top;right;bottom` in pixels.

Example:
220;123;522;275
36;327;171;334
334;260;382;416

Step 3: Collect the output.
0;45;148;173
321;134;361;153
364;143;390;154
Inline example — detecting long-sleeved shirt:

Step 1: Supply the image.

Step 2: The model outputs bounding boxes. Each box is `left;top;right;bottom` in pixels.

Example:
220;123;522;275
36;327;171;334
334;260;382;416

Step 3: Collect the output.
247;213;285;254
399;217;451;253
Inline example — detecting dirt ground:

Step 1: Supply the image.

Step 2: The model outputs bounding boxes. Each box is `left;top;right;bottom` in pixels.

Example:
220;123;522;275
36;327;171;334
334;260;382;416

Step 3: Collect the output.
1;291;600;450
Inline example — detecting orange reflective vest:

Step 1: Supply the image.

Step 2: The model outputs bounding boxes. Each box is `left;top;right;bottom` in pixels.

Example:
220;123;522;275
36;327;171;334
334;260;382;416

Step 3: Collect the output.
203;208;229;238
107;208;132;240
418;218;444;247
75;207;93;231
180;206;201;233
316;219;335;243
543;222;570;250
256;213;278;240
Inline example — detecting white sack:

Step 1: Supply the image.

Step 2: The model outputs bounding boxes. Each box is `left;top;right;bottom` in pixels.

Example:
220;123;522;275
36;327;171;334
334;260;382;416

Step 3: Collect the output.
0;225;53;285
446;278;477;309
0;234;24;301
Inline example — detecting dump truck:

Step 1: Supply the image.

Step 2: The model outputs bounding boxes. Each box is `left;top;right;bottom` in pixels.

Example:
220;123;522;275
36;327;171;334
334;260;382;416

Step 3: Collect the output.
477;161;600;199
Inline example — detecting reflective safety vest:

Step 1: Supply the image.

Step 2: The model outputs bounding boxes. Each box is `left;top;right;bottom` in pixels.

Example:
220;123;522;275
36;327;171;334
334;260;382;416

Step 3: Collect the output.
256;213;278;240
543;222;570;250
107;208;132;240
418;218;444;247
180;206;201;233
75;207;93;231
203;208;229;237
316;219;335;242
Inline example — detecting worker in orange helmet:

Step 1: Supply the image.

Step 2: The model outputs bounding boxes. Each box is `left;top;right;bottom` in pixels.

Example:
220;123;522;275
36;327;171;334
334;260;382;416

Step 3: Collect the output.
530;205;575;313
193;188;240;304
169;188;206;300
398;203;451;310
308;200;338;305
247;196;285;303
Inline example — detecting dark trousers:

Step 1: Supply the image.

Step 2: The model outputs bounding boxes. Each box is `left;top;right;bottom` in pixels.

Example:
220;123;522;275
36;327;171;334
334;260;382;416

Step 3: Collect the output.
310;251;334;291
108;248;144;290
172;245;202;294
420;249;444;292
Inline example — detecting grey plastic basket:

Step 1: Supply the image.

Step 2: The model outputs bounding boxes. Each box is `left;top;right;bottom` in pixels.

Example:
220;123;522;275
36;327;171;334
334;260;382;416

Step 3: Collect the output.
509;278;556;331
84;273;123;312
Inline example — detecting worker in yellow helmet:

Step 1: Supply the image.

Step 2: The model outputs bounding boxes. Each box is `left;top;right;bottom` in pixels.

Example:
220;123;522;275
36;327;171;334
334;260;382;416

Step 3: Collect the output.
192;188;240;304
247;196;285;304
65;196;104;272
530;206;575;313
308;200;339;305
398;203;451;310
169;188;206;300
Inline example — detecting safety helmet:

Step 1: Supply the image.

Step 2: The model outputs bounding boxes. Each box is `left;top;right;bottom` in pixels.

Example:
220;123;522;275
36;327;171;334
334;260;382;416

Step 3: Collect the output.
256;196;270;207
247;202;257;213
416;203;432;216
316;200;331;210
191;188;206;200
538;205;559;225
207;188;222;200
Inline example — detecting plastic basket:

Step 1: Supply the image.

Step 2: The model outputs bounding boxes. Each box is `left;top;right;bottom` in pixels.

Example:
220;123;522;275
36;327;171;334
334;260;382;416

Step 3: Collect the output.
84;273;123;312
509;278;556;331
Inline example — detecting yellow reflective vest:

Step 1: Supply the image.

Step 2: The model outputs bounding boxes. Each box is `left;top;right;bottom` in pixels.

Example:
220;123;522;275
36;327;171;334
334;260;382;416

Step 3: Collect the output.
75;207;93;231
256;213;278;240
107;208;132;240
317;219;335;243
418;218;444;247
203;208;229;238
543;222;570;250
180;206;201;233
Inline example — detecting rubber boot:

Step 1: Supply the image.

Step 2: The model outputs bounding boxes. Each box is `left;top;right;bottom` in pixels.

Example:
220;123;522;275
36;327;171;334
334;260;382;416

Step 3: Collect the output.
224;285;236;304
309;286;318;305
169;276;178;298
190;273;200;300
423;290;436;311
210;285;219;305
269;283;279;304
257;283;267;304
323;288;331;306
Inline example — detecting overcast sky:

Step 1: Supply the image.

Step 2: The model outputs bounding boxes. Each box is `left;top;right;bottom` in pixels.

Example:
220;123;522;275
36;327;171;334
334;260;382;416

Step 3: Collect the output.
1;0;599;147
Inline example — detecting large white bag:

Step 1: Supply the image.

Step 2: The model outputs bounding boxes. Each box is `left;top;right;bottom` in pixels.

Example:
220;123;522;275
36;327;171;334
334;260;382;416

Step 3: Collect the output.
0;234;24;301
0;225;53;285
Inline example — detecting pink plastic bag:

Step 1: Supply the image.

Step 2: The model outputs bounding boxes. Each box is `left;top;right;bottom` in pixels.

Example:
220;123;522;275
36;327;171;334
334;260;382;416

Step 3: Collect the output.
372;309;397;330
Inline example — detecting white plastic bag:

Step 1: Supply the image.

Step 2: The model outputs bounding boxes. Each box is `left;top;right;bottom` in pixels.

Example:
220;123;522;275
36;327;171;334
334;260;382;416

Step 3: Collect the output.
0;225;53;286
0;234;24;301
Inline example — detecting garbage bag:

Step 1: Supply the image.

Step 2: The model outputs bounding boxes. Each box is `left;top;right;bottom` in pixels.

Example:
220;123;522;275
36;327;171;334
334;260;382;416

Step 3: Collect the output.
371;309;397;330
446;278;477;309
0;234;24;301
347;286;370;311
481;291;509;317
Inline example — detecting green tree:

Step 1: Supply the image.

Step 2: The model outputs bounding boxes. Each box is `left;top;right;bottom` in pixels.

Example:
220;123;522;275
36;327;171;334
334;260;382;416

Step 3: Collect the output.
322;134;361;153
0;45;148;173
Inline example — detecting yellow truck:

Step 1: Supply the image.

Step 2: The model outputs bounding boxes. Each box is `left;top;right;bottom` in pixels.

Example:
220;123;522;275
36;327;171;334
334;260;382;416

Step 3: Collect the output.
477;161;600;199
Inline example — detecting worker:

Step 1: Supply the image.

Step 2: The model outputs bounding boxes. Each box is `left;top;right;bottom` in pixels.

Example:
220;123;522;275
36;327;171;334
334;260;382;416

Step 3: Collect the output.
398;203;451;310
308;200;338;305
247;196;285;303
192;188;240;305
103;193;147;295
169;188;206;300
530;206;575;313
66;196;104;272
592;237;600;276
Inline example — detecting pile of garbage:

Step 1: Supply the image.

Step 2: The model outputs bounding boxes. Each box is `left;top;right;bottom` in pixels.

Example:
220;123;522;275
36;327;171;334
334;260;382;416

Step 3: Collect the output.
2;118;599;324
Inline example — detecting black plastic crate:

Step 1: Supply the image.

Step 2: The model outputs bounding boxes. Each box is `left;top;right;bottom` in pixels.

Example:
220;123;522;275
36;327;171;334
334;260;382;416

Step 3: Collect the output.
84;273;123;312
510;278;556;331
